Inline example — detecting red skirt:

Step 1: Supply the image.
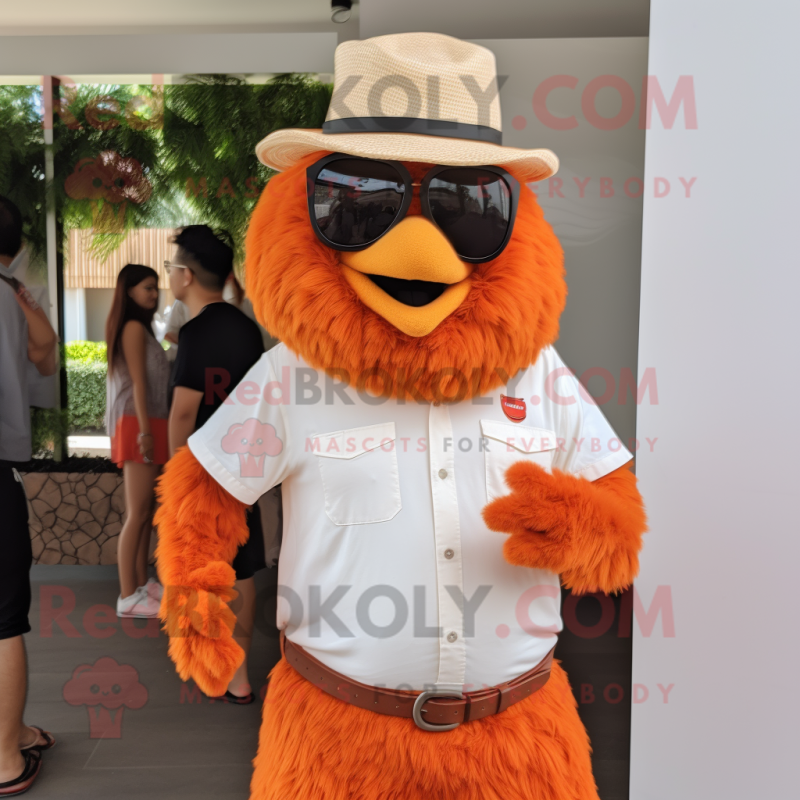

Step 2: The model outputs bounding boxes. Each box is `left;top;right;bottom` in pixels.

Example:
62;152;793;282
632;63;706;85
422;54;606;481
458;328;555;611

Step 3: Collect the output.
110;416;169;468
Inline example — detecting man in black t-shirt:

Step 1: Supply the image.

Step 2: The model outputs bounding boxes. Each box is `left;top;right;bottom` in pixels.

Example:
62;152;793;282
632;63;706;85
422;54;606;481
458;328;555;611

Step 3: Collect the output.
169;302;264;429
166;225;265;704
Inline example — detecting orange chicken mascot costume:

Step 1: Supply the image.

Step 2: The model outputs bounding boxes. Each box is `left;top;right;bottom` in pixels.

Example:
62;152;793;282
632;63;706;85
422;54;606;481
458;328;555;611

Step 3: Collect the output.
155;32;647;800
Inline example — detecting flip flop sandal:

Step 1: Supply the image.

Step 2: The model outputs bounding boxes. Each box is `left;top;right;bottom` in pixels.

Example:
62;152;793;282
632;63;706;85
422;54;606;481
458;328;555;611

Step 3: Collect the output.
20;726;55;752
0;748;43;797
208;690;255;705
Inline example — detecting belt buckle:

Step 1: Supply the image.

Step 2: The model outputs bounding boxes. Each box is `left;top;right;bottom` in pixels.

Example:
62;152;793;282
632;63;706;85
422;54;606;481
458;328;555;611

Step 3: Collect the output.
412;688;465;732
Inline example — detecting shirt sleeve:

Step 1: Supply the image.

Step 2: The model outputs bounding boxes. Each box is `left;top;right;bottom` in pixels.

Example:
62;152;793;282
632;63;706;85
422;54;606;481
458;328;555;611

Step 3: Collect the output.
187;351;292;505
548;348;634;481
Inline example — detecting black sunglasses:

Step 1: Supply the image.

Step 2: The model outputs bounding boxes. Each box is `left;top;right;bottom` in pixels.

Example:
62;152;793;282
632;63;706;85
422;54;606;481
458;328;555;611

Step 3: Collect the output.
306;154;520;264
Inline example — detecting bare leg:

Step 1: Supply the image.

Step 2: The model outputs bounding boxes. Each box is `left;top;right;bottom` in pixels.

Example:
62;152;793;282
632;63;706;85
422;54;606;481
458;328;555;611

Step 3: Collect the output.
117;461;161;599
0;636;26;782
135;521;152;589
135;481;159;587
227;577;256;697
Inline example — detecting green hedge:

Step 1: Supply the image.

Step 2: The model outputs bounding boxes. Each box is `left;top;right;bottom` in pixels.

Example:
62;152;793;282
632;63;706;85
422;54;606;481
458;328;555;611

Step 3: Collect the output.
67;361;107;431
65;341;107;432
65;340;107;365
29;342;108;454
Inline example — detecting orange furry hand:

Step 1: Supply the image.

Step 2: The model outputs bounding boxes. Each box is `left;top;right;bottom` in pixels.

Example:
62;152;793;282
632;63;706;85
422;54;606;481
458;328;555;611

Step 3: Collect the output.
154;446;251;696
481;460;647;595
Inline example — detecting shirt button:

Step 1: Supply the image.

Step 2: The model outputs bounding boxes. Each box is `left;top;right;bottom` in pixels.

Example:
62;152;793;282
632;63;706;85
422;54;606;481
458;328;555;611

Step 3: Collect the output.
444;548;454;559
447;631;458;643
438;468;448;479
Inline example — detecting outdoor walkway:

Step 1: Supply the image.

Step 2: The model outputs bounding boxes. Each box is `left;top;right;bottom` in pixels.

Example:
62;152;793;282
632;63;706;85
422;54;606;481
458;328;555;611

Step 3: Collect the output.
66;435;111;458
23;564;631;800
25;564;280;799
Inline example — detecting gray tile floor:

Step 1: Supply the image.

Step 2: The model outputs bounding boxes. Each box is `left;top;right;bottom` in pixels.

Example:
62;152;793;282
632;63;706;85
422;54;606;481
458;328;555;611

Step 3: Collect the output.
22;566;631;799
24;565;281;799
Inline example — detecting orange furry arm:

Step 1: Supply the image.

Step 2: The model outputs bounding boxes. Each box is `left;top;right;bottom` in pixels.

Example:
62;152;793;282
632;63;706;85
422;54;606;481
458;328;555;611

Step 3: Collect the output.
154;446;250;696
482;461;647;594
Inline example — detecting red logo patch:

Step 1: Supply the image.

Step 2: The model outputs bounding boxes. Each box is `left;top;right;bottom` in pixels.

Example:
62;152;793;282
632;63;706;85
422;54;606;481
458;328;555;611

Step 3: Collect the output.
500;394;526;422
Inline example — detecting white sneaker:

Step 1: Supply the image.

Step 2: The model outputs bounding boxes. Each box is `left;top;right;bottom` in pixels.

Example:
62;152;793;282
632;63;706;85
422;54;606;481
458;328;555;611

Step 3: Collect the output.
116;586;160;618
145;577;164;602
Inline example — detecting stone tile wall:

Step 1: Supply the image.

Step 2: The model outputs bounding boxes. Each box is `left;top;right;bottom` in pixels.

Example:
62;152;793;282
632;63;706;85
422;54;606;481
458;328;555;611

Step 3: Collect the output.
22;472;125;565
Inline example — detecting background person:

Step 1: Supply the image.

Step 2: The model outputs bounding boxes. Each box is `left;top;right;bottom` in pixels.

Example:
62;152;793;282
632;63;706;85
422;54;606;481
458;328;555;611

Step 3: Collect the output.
0;230;58;411
164;225;266;703
0;195;58;794
163;269;283;568
163;271;279;360
162;295;189;362
105;263;171;618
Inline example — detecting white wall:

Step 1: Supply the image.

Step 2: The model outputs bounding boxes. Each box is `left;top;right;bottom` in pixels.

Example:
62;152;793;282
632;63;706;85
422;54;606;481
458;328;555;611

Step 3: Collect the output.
360;0;649;39
472;37;647;445
63;288;87;342
631;2;800;799
0;32;337;75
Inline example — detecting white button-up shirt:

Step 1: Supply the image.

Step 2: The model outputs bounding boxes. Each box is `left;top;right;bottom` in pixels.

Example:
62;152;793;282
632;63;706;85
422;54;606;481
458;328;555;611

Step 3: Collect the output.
189;343;632;691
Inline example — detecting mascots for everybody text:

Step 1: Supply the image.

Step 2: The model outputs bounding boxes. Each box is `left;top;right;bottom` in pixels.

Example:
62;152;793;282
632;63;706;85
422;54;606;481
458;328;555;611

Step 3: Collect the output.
155;32;647;800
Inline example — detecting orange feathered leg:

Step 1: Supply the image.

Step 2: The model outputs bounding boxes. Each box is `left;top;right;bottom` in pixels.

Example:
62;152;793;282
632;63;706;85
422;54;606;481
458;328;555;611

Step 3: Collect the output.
251;657;598;800
154;446;252;696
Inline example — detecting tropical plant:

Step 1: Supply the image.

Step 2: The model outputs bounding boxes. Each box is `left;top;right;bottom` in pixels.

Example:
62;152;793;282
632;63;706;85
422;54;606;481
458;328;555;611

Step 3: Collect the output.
0;85;46;262
2;73;333;461
163;74;333;266
52;83;171;261
49;73;332;266
1;74;333;266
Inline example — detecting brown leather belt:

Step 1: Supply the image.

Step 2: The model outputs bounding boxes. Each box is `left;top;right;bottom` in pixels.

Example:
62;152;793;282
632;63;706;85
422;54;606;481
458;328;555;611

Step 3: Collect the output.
281;631;554;732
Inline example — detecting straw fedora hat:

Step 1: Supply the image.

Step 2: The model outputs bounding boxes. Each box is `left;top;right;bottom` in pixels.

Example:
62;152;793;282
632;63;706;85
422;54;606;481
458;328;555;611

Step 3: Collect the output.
255;32;559;182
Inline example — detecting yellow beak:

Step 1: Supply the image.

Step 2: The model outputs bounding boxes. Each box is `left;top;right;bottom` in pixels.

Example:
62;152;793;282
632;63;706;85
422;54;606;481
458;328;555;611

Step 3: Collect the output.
339;216;473;338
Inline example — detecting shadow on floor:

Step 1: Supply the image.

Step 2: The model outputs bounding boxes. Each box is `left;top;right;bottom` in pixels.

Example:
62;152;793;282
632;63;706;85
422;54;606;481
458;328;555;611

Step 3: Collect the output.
25;565;281;799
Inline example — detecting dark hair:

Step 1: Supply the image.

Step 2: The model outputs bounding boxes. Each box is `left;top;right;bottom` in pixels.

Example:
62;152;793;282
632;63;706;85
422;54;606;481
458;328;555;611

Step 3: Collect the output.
0;195;23;258
105;264;159;373
172;225;234;291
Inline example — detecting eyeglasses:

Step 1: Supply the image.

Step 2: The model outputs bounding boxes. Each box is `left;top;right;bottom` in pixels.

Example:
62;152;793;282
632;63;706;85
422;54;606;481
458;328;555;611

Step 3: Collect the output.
306;154;521;263
164;261;192;276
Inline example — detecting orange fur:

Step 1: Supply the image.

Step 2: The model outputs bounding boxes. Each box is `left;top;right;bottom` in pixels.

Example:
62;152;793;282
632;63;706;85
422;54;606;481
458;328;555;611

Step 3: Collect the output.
251;656;599;800
153;446;251;696
245;153;567;402
482;461;648;594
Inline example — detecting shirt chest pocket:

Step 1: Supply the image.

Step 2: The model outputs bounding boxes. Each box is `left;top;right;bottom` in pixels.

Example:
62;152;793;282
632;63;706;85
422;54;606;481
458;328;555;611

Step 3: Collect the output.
313;422;402;526
480;419;558;503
